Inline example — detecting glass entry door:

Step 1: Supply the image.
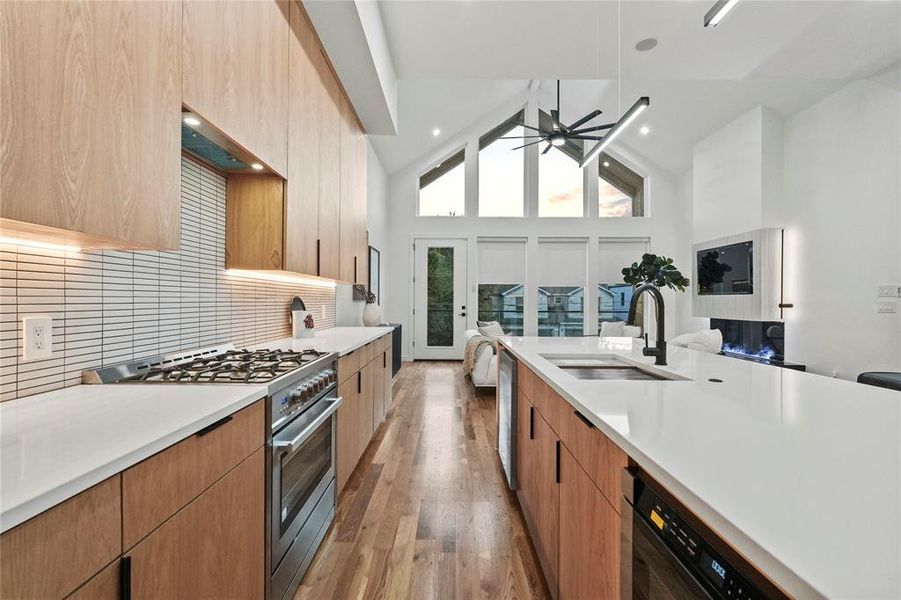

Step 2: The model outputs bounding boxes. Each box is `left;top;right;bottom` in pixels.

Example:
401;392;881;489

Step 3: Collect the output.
413;238;468;360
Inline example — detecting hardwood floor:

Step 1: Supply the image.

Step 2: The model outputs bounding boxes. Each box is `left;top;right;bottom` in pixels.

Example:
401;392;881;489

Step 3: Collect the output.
296;361;549;600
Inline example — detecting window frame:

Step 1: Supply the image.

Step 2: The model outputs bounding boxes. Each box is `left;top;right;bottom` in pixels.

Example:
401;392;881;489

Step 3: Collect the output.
416;145;467;217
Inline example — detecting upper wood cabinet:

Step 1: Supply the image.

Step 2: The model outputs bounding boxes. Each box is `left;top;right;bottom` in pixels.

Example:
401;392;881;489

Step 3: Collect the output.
339;95;369;285
183;0;289;176
226;175;286;271
0;0;181;250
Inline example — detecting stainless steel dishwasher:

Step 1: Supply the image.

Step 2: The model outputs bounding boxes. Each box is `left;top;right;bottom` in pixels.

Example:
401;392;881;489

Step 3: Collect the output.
497;346;517;490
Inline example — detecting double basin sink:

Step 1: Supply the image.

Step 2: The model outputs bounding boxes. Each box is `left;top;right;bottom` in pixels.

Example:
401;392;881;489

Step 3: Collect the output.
541;355;689;382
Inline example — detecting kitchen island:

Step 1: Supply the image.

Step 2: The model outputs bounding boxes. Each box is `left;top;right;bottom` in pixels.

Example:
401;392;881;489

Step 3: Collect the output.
500;335;900;600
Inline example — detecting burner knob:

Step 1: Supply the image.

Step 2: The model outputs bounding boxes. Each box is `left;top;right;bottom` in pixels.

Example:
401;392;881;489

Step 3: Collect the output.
289;389;303;404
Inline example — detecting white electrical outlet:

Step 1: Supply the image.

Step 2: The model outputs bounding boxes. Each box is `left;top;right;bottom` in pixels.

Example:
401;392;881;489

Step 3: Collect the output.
877;301;897;314
22;316;53;361
878;284;901;298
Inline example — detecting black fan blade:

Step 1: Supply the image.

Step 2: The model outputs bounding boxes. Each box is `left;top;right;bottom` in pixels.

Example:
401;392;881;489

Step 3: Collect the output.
567;109;602;131
569;135;604;140
518;123;545;133
510;140;544;151
571;123;616;134
499;135;546;139
541;143;553;155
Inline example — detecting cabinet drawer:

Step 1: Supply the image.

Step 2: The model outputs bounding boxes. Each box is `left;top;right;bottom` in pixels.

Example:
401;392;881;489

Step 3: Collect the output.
532;377;569;437
338;350;360;382
1;476;121;599
561;407;628;512
357;341;374;366
518;362;536;401
122;401;264;549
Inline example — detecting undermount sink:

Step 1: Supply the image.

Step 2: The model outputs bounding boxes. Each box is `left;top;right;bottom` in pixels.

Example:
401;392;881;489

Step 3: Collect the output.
559;365;667;381
540;354;689;382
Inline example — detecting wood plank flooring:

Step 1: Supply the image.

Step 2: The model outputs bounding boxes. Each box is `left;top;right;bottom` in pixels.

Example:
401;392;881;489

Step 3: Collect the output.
296;361;549;600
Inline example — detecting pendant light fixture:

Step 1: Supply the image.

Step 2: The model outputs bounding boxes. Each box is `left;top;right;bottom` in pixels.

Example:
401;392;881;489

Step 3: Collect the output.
580;97;649;167
704;0;743;27
580;0;650;168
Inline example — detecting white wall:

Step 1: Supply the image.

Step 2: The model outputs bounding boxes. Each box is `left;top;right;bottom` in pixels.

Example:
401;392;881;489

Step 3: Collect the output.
692;105;784;243
782;78;901;378
382;96;694;360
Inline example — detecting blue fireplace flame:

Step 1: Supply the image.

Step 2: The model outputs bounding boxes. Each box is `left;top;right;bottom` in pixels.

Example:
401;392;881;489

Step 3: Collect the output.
722;343;777;360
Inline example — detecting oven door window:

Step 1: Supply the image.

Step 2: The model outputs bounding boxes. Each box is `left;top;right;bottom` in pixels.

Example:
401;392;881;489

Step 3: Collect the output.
632;515;713;600
278;418;332;535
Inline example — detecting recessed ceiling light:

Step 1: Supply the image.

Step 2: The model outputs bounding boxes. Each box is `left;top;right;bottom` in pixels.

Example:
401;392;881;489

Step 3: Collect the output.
635;38;658;52
640;126;650;135
183;115;201;127
603;161;610;167
432;128;441;137
251;163;264;171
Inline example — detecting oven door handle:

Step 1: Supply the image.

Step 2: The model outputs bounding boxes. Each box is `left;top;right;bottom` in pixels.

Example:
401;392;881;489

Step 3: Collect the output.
274;397;343;455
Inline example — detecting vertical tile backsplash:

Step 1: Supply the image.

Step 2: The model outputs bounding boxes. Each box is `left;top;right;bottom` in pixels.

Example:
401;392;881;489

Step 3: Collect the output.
0;156;336;401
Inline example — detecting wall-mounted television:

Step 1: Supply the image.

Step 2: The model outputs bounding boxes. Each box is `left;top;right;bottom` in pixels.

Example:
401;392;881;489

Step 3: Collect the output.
697;241;753;295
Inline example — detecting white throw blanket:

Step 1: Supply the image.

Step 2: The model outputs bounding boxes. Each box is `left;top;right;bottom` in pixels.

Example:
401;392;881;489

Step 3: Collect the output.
669;329;723;354
463;334;495;377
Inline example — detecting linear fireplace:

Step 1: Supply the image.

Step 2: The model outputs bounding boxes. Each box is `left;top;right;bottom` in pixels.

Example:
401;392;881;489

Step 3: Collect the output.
710;318;806;371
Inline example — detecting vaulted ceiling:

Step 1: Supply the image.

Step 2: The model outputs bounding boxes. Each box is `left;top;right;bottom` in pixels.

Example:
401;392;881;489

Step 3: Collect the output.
361;0;901;175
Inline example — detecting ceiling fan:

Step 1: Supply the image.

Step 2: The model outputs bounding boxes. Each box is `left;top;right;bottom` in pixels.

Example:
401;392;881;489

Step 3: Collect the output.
501;81;615;155
502;80;650;166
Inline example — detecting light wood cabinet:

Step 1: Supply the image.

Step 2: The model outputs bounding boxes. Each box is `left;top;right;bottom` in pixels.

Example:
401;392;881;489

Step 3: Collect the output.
285;2;341;278
127;448;265;600
0;477;122;599
358;364;375;455
225;175;286;271
336;376;359;493
559;445;621;600
516;389;535;519
183;0;289;176
561;402;629;512
339;95;369;284
122;401;265;549
374;351;386;427
531;411;560;598
65;560;120;600
0;0;181;250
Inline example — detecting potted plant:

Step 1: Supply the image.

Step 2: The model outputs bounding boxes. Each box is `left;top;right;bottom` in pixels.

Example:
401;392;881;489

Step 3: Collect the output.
622;253;690;291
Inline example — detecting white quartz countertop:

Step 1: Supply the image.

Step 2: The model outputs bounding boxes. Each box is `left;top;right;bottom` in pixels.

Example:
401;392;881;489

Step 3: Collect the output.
500;336;901;600
0;327;394;533
249;326;394;357
0;383;267;533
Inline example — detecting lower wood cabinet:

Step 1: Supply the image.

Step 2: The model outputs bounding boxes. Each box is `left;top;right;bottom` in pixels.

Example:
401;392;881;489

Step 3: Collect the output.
559;445;621;600
335;335;394;495
515;363;625;600
65;560;120;600
0;476;121;599
127;448;265;599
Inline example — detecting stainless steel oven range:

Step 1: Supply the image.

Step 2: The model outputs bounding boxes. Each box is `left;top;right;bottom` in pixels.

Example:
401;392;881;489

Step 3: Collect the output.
84;344;342;600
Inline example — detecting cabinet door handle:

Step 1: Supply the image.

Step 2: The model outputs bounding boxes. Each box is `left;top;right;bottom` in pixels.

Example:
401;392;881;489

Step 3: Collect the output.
354;256;358;282
383;352;386;368
555;440;561;484
120;556;132;600
357;371;362;394
195;415;233;437
316;239;321;276
529;406;534;440
574;410;596;430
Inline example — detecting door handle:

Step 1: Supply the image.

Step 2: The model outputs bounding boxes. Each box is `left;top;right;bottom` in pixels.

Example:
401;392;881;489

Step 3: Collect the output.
274;397;343;454
459;312;466;317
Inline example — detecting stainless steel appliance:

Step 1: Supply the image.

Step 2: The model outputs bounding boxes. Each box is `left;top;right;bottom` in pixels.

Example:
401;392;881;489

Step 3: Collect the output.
621;468;787;600
84;345;342;600
497;346;517;489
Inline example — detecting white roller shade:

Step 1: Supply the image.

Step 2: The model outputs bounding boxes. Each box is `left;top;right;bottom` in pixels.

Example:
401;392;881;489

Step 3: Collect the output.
598;239;649;283
538;239;587;286
477;238;526;284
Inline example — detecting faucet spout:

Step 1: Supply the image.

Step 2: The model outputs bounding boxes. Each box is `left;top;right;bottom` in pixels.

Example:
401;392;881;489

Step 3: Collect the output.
627;283;667;366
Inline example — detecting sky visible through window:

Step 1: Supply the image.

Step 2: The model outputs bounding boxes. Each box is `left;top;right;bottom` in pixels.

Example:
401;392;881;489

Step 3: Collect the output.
419;160;465;216
479;125;525;217
539;146;583;217
598;178;632;217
